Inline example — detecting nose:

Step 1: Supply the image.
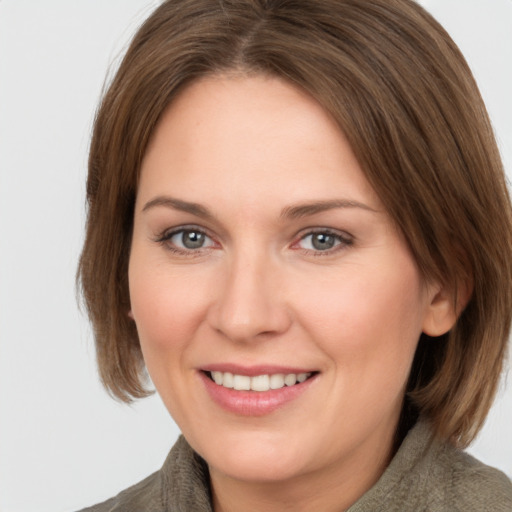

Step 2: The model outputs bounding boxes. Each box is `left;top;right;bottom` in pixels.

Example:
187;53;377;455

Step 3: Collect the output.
207;251;292;343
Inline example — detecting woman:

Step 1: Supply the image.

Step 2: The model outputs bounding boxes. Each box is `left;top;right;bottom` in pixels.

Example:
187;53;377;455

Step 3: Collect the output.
78;0;512;510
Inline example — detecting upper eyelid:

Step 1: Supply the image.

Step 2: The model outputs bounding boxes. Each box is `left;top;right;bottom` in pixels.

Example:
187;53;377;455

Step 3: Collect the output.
157;224;213;240
293;226;353;241
155;220;233;246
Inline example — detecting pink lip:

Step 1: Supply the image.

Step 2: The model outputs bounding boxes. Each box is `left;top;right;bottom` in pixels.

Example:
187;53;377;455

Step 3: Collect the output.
198;366;318;416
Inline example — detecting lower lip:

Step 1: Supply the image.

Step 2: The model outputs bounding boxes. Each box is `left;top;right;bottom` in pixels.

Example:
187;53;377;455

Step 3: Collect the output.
199;371;317;416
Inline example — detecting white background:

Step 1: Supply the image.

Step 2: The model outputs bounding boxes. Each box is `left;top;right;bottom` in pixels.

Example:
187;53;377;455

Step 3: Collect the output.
0;1;511;511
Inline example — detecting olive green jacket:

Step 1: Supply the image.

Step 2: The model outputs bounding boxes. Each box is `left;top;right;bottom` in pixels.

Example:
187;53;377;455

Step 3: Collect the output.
79;420;512;511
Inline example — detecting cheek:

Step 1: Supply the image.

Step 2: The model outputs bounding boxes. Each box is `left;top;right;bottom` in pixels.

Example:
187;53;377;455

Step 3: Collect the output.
294;258;426;380
128;257;213;358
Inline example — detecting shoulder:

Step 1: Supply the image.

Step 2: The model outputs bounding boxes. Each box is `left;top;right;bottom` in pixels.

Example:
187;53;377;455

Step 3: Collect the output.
74;436;212;512
348;420;512;512
429;443;512;512
76;470;165;512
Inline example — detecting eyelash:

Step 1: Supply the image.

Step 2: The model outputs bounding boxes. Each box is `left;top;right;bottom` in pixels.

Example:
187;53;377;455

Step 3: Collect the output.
155;225;217;257
154;226;353;257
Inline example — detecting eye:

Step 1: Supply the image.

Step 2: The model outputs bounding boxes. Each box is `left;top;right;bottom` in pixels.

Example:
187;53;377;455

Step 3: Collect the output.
295;230;352;253
158;227;216;251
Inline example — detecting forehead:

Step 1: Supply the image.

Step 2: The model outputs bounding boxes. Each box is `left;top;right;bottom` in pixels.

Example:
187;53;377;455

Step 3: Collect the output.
138;74;381;215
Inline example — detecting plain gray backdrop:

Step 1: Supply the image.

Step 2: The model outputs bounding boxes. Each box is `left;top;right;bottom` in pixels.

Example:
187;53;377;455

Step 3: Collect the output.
0;1;511;511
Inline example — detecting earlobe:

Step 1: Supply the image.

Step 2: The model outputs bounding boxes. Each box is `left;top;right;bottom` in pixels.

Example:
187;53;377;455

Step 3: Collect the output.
128;310;135;320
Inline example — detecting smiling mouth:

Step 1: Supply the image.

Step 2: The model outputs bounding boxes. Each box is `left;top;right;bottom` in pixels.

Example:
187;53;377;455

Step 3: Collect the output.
205;371;316;392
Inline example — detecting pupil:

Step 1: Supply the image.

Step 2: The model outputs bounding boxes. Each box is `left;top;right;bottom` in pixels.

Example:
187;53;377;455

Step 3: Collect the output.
312;233;335;250
183;231;205;249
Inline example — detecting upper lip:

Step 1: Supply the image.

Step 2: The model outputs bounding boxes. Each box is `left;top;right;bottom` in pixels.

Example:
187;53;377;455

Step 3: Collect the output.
200;364;317;376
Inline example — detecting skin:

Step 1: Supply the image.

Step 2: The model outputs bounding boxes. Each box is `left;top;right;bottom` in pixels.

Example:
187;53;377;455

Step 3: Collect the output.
128;74;457;512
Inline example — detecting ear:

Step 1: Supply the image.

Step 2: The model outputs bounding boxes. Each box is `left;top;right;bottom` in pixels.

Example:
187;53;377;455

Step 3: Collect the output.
422;279;472;337
128;310;135;320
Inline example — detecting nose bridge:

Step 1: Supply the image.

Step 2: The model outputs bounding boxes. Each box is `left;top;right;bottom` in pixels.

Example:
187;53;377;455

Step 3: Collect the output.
209;243;290;342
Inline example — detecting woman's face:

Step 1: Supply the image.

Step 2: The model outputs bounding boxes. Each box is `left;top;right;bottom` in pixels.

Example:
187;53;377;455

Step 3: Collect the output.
129;75;442;487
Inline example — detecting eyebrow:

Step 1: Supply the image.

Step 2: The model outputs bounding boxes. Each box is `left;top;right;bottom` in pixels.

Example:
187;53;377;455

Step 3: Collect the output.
142;196;214;220
142;196;377;220
281;199;378;219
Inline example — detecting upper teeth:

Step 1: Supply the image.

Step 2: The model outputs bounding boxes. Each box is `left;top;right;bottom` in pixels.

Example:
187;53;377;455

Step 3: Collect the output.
210;371;311;391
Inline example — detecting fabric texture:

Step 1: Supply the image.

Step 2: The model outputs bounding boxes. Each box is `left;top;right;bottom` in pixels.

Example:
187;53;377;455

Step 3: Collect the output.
78;420;512;512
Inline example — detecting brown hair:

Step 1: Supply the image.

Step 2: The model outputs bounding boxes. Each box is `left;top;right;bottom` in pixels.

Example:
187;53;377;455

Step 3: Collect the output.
78;0;512;446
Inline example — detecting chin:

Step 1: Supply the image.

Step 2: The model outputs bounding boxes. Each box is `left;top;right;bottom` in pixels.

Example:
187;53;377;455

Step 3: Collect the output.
210;450;309;483
191;429;313;483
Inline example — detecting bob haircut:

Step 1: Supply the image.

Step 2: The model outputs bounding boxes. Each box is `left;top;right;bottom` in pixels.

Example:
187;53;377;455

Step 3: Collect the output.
78;0;512;447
